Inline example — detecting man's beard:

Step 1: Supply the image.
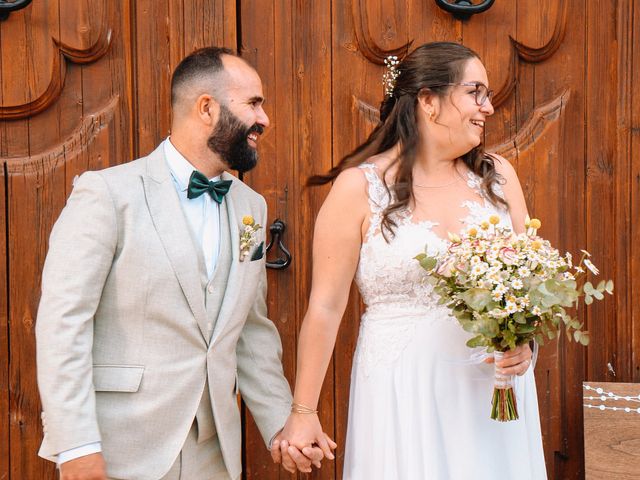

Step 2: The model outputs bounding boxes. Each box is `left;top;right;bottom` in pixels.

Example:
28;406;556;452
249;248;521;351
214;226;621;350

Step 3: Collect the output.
207;105;264;173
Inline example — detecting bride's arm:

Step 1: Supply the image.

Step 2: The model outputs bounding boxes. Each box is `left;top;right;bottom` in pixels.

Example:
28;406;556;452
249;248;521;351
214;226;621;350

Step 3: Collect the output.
276;167;369;458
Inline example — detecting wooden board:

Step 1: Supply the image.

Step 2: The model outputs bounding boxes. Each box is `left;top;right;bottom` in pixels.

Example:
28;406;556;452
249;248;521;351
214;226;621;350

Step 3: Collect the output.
583;382;640;479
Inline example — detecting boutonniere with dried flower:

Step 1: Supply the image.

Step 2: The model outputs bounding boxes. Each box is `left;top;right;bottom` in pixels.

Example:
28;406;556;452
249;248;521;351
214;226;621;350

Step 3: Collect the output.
240;215;262;261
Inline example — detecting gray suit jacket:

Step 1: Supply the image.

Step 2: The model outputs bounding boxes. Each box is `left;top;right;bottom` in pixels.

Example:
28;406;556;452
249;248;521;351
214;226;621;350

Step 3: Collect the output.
36;144;292;480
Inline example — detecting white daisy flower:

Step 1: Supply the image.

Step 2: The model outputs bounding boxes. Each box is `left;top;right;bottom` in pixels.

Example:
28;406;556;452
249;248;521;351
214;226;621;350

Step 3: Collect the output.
517;266;531;278
505;302;519;314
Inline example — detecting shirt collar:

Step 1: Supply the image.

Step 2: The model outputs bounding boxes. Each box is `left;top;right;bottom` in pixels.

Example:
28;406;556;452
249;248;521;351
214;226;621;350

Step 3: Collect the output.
164;137;220;192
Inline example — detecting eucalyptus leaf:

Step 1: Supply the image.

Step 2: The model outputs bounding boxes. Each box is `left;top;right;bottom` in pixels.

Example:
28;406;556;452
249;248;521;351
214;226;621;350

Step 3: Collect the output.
514;312;526;324
420;256;438;271
459;288;493;312
466;335;488;348
605;280;614;293
515;324;536;334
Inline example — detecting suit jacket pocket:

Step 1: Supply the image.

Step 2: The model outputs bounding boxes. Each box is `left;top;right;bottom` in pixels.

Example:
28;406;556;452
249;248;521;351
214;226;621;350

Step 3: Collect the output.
93;364;145;392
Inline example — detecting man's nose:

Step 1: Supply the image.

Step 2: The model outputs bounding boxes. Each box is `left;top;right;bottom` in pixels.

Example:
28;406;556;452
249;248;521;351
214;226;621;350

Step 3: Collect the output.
257;106;270;128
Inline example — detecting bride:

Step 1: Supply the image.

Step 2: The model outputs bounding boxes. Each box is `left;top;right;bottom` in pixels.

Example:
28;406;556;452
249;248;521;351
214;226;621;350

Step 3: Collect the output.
275;42;546;479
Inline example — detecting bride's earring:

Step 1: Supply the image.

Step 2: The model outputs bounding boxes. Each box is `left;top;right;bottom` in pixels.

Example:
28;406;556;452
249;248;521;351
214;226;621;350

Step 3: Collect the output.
429;110;435;121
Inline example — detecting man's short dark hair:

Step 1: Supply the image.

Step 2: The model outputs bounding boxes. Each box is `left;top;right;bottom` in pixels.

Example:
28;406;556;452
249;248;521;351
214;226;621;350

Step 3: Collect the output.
170;46;235;107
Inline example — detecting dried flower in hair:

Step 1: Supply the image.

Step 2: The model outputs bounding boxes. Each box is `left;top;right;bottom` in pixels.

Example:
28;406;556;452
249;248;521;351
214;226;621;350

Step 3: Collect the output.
382;55;400;97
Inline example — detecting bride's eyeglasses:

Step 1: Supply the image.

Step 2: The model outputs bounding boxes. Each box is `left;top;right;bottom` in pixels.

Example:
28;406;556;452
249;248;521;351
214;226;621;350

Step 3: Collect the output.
429;82;494;106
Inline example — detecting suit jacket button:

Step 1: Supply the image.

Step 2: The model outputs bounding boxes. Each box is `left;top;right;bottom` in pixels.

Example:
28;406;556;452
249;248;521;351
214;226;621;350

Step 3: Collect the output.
207;285;214;294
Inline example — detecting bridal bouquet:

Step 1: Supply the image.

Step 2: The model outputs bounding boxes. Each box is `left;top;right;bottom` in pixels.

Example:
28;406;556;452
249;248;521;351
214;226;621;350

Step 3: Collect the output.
415;215;613;421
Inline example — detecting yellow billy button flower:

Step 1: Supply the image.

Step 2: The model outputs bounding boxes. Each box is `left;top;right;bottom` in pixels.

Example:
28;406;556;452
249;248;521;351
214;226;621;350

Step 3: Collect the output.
480;221;490;230
242;215;254;226
531;240;543;251
468;227;478;237
529;218;541;229
489;215;500;225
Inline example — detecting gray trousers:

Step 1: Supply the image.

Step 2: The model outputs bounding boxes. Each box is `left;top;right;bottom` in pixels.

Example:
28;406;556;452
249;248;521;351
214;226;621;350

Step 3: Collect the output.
159;422;231;480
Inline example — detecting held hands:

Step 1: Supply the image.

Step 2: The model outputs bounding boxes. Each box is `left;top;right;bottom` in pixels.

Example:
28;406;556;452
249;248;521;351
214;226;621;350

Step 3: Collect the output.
59;453;107;480
485;343;533;376
271;412;337;474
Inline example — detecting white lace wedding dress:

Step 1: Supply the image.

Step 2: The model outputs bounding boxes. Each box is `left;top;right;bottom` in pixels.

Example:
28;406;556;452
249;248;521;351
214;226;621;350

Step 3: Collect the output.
343;164;547;480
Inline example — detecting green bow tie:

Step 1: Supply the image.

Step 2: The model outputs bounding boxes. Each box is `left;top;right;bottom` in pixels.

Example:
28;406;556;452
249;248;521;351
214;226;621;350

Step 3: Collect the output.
187;170;232;203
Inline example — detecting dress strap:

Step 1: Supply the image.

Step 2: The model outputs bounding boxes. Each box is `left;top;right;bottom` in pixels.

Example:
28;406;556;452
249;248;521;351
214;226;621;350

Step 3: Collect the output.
358;163;390;240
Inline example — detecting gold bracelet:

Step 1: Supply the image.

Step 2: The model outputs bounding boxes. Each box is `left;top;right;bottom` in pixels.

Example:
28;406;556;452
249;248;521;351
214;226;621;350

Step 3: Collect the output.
291;402;318;414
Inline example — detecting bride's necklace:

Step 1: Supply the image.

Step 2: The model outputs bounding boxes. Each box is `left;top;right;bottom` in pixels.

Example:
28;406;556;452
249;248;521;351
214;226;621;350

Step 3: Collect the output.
413;167;465;188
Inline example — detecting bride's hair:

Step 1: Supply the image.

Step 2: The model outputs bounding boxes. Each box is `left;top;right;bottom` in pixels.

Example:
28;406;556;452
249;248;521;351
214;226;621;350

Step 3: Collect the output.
308;42;507;239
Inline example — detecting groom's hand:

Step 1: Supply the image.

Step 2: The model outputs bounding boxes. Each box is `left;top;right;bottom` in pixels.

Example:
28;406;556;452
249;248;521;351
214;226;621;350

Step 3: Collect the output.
59;452;107;480
271;431;329;473
271;432;321;473
271;415;337;473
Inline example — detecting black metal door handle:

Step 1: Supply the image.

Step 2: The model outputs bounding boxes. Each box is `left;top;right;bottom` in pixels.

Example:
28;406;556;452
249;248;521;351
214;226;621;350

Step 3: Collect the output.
265;219;292;270
0;0;32;21
434;0;495;21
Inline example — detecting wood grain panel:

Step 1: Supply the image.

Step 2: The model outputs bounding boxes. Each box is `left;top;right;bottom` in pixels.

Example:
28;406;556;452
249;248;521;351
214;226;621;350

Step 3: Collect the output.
4;2;58;478
632;0;640;386
0;2;29;159
585;0;618;387
613;0;635;386
134;0;171;156
0;163;9;480
240;0;334;477
583;382;640;479
0;7;30;478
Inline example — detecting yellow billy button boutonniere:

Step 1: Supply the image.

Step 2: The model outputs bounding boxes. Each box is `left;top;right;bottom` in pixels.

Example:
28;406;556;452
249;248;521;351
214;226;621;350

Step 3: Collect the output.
240;215;262;261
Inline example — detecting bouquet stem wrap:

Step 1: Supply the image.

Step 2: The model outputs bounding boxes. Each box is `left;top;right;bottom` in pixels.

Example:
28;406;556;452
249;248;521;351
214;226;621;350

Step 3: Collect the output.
491;351;518;421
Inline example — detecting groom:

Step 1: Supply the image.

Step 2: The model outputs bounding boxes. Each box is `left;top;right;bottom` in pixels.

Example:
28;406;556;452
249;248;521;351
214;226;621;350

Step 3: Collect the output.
36;47;326;479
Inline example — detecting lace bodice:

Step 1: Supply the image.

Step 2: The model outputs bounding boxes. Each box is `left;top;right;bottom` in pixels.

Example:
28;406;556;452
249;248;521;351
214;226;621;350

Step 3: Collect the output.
353;163;512;375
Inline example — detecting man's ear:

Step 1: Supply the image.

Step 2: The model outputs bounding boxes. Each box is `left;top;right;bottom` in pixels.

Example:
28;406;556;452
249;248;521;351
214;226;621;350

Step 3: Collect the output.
196;94;219;126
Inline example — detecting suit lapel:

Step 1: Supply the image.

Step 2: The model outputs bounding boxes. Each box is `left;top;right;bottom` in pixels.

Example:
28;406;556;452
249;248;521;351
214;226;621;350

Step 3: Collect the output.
211;171;244;344
142;145;209;344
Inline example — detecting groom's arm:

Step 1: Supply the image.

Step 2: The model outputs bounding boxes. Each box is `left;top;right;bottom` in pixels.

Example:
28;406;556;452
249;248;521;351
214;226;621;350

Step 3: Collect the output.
36;171;117;461
235;265;292;445
235;199;292;444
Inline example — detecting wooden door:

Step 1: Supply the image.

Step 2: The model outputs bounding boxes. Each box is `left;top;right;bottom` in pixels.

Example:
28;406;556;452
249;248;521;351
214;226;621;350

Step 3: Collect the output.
1;1;638;479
